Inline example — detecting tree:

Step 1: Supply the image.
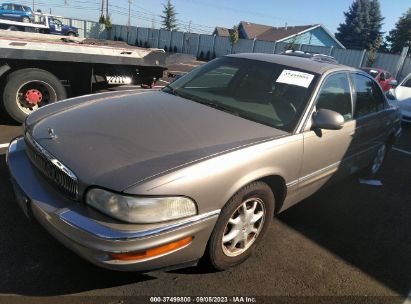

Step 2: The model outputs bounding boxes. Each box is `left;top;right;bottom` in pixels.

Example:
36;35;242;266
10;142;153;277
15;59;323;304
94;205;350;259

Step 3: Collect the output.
335;0;384;50
285;35;299;51
104;14;112;31
229;25;239;46
386;8;411;54
161;0;178;31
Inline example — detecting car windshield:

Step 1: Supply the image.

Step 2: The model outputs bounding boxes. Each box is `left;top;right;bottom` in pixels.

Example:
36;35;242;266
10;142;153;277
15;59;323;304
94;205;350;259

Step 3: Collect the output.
361;68;379;78
162;57;319;132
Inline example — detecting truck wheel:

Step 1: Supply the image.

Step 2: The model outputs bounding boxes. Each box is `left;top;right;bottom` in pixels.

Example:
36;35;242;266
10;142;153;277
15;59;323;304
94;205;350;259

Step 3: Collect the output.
67;32;76;38
21;17;30;23
2;69;67;123
206;181;275;270
7;26;19;31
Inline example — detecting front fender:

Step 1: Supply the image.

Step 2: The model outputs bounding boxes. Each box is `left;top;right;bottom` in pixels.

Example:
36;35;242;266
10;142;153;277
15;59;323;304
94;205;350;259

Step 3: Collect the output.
0;64;11;79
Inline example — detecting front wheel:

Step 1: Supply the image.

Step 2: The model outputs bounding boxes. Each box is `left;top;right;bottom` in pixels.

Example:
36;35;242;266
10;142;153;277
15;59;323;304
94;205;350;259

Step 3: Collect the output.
206;181;275;270
21;17;30;23
2;68;67;122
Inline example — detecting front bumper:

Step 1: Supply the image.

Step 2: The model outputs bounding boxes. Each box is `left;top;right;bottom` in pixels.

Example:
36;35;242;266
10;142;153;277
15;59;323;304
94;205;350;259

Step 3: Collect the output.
6;137;219;271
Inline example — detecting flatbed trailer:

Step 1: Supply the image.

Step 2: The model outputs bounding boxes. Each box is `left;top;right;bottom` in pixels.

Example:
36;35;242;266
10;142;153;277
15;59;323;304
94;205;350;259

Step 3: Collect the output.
0;16;49;32
0;30;168;122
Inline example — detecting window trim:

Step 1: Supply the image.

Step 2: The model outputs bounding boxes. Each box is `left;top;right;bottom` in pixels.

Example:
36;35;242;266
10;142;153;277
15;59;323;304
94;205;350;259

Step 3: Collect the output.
299;70;354;133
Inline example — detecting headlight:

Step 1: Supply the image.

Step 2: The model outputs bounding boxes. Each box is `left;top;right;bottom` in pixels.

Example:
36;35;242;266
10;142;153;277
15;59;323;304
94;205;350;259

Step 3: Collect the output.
85;188;197;223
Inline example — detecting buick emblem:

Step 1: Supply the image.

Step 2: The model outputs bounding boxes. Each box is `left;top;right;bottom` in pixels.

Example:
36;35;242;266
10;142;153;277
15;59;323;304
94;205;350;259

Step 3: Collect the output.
48;128;58;140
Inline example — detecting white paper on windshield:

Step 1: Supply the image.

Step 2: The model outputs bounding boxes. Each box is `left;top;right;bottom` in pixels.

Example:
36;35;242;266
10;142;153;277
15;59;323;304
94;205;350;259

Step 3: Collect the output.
276;70;314;88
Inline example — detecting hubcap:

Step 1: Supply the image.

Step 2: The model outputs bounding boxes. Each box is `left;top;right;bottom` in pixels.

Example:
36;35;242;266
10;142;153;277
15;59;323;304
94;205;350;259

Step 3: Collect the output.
371;144;386;174
222;197;265;257
25;89;43;105
16;81;56;115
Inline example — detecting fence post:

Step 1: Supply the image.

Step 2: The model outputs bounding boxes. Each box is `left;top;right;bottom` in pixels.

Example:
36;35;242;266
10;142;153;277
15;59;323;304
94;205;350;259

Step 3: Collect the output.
251;37;256;53
394;46;409;79
83;20;87;38
157;30;160;48
212;34;216;56
181;32;185;53
359;49;367;67
196;34;201;57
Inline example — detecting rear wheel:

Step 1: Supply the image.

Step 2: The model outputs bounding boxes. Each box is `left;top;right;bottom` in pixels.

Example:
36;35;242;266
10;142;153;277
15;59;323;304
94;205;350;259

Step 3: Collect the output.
2;69;67;122
206;181;275;270
362;142;390;178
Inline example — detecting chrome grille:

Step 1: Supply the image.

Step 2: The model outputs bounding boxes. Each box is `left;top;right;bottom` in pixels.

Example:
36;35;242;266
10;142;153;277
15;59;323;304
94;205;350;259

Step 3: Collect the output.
24;133;79;200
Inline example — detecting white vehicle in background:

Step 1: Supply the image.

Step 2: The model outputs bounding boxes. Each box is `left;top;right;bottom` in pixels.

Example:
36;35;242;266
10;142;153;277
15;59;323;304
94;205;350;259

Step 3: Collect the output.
387;74;411;123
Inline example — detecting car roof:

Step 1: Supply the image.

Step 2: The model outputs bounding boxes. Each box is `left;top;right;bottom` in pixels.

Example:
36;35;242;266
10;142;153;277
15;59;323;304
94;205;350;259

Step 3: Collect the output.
227;53;358;75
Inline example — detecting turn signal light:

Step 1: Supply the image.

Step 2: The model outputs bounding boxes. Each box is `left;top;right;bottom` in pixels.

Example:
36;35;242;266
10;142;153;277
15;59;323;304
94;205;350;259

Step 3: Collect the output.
109;237;193;261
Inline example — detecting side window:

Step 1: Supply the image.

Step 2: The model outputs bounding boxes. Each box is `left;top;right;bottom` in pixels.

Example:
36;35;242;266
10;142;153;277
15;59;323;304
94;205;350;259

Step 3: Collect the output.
352;74;385;118
403;78;411;88
316;73;353;121
15;5;22;11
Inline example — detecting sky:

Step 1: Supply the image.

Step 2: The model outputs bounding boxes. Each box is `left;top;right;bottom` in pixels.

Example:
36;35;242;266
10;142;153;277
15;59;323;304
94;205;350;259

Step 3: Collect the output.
18;0;411;35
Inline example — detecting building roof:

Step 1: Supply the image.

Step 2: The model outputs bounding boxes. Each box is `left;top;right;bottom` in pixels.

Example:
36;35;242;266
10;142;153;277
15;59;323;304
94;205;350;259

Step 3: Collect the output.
213;21;345;48
213;26;232;37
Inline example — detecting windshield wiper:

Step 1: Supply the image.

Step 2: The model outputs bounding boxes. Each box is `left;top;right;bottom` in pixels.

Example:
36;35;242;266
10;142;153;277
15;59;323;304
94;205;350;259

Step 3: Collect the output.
163;88;242;117
197;100;241;117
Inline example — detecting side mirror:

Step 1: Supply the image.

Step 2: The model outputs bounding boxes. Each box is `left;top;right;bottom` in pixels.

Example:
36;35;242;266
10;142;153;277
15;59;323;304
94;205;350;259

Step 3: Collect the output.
386;88;396;100
389;79;398;88
312;109;345;130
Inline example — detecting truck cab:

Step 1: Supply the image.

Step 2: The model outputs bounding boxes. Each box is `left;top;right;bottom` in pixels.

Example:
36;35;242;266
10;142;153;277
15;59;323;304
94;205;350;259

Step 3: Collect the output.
48;17;78;37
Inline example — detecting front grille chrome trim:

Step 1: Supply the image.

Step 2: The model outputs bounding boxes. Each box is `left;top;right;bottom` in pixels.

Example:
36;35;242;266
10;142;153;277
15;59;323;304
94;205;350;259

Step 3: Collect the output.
25;132;79;200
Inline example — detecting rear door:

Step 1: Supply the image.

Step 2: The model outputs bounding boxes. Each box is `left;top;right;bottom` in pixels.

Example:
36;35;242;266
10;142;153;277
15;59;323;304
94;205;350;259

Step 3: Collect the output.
299;72;357;201
350;72;388;164
0;3;16;21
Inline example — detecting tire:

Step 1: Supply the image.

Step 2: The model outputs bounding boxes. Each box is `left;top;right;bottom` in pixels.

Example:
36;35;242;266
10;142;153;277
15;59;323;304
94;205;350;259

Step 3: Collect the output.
206;181;275;270
2;68;67;123
67;32;76;38
21;17;30;23
363;142;390;178
7;25;18;31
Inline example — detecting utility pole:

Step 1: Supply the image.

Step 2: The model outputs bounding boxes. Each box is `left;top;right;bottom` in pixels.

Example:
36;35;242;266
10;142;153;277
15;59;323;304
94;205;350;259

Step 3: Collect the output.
127;0;132;42
105;0;108;20
101;0;104;17
32;0;34;11
188;20;192;33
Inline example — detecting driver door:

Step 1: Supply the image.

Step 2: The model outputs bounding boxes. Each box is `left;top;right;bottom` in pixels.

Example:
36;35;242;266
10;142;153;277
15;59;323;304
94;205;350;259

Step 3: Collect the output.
298;72;358;202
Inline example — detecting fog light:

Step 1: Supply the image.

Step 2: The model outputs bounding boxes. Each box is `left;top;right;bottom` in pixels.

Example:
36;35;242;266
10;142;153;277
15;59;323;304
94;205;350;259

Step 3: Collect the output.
109;237;193;261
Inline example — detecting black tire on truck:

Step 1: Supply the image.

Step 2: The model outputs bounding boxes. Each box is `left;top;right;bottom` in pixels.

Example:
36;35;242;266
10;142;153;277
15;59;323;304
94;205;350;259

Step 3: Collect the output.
2;68;67;123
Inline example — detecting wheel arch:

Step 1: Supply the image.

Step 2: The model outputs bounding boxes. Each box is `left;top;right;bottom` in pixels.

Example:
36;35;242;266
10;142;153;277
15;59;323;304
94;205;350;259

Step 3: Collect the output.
0;64;11;79
223;171;288;215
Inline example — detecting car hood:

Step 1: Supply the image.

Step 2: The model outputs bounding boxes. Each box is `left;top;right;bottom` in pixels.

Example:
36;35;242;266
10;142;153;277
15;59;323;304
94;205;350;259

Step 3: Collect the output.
26;90;286;192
